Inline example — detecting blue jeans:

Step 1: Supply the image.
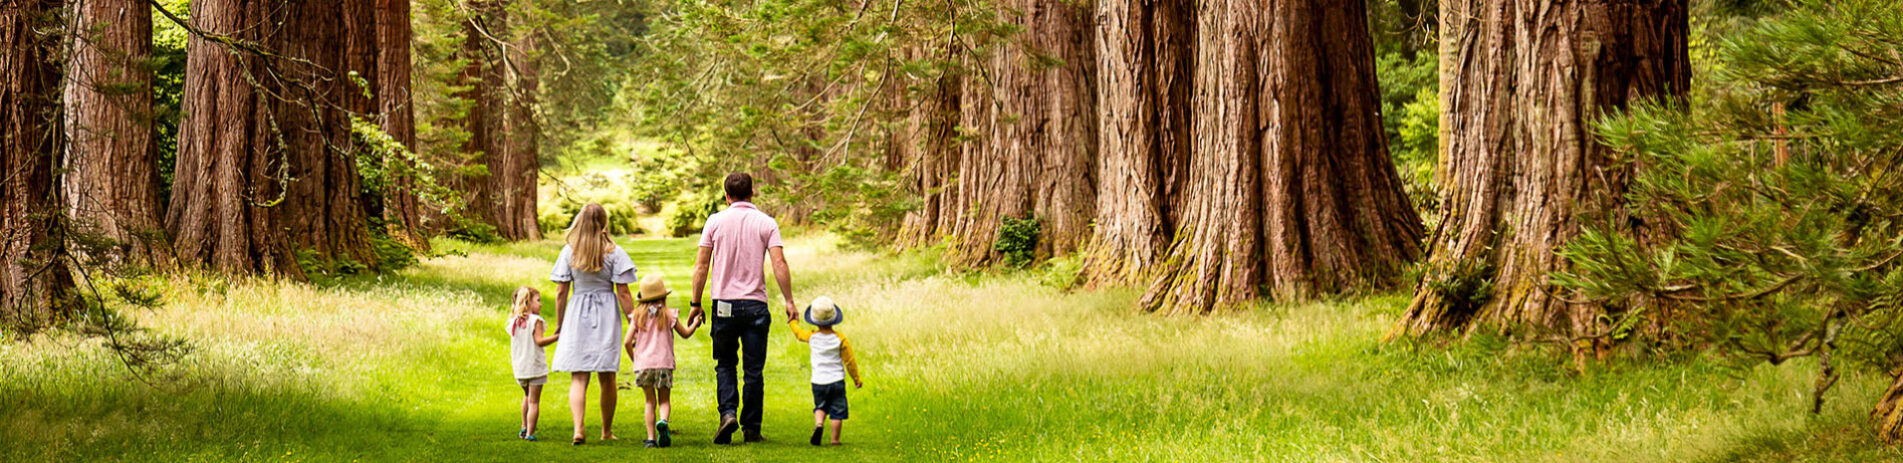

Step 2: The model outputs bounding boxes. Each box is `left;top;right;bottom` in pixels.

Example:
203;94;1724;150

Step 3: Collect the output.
710;299;770;431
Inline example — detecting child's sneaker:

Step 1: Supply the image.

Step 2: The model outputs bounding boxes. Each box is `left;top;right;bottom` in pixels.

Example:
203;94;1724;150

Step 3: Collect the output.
518;429;526;440
656;420;672;447
643;439;657;448
809;426;824;446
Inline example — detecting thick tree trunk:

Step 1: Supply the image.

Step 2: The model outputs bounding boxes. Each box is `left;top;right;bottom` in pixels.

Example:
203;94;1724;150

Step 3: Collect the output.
63;0;170;266
377;0;426;247
168;0;381;276
499;31;541;241
1035;0;1097;258
897;46;961;248
1;0;75;327
1396;0;1689;340
1083;0;1191;285
452;8;502;232
946;0;1095;266
1140;0;1422;313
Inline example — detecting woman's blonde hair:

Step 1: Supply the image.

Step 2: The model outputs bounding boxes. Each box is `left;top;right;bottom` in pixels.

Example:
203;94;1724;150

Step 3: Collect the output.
566;203;614;273
510;286;541;320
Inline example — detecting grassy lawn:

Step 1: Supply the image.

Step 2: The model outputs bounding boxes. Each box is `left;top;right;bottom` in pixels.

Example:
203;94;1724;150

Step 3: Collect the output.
3;235;1900;462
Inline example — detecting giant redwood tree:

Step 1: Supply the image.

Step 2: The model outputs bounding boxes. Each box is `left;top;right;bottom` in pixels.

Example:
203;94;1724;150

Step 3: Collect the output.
1395;0;1689;340
945;0;1096;266
64;0;169;266
1083;0;1193;285
168;0;382;276
378;0;426;244
1139;0;1422;314
2;0;74;326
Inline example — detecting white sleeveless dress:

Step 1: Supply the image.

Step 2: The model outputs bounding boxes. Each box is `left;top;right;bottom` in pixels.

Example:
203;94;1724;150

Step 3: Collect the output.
549;244;638;372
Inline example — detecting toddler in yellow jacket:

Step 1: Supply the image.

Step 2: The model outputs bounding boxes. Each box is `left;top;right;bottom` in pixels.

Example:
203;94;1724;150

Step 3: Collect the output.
789;296;862;446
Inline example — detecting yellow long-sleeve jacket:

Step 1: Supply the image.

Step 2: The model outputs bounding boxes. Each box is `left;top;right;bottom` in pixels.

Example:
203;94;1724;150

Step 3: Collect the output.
788;320;862;385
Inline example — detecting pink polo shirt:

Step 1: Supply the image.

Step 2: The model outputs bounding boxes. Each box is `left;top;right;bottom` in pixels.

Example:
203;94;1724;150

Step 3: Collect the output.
698;202;783;302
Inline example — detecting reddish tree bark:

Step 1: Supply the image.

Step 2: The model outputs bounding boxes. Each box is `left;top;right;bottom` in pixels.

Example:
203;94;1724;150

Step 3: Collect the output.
1;0;74;327
498;30;541;241
897;45;962;248
1140;0;1422;313
451;6;503;233
168;0;381;276
1396;0;1689;340
377;0;426;246
1084;0;1192;285
945;0;1096;266
64;0;170;266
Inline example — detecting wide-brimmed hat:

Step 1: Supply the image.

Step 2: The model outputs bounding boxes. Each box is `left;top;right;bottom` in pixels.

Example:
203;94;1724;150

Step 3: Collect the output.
803;296;844;327
637;274;672;303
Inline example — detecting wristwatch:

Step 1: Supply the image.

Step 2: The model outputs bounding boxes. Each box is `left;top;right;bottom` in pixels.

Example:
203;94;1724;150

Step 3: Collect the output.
690;301;703;309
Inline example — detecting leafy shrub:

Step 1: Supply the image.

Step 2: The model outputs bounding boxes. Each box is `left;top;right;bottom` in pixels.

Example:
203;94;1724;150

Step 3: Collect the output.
667;190;723;237
993;216;1040;268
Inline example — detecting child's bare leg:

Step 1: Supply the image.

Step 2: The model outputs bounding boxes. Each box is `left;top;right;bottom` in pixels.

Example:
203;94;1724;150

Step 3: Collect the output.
598;371;618;440
569;372;590;440
829;419;843;445
657;388;672;423
813;409;826;427
642;386;659;441
526;385;543;436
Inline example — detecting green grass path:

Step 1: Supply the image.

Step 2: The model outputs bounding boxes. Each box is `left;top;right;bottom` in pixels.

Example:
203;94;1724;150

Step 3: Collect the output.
3;236;1900;462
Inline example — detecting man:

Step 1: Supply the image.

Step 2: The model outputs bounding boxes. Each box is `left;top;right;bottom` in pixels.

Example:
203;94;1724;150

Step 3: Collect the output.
689;172;799;444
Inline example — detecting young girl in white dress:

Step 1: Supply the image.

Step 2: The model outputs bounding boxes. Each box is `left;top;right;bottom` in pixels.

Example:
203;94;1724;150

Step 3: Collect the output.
549;203;639;445
506;286;558;441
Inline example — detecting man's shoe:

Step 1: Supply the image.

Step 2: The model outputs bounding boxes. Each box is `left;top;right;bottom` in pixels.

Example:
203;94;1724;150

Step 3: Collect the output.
744;429;764;443
713;414;740;445
809;426;824;446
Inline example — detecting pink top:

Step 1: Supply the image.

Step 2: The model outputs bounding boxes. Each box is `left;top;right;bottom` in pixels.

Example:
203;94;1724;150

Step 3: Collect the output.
697;202;784;302
629;308;678;370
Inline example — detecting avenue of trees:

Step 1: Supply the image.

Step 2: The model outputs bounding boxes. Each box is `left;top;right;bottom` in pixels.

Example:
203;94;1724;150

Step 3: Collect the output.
3;0;1901;445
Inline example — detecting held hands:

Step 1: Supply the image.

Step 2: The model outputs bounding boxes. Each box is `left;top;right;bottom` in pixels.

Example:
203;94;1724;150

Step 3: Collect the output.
853;380;863;389
782;299;799;322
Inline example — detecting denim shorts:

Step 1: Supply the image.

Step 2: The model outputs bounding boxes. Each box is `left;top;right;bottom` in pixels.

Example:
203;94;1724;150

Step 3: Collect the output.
811;381;849;419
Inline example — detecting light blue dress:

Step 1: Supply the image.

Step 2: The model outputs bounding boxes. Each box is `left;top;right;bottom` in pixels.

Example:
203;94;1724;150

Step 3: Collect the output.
549;244;638;373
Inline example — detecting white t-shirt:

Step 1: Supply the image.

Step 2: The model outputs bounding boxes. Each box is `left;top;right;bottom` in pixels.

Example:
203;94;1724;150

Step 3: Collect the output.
808;332;846;385
507;315;550;379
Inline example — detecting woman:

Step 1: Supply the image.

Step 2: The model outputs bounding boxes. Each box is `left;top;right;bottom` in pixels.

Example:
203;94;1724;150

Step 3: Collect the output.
549;203;638;445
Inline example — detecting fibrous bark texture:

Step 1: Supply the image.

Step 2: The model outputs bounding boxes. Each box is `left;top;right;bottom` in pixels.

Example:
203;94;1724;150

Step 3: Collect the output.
946;0;1096;266
2;0;75;327
1084;0;1192;285
64;0;169;266
1139;0;1423;314
377;0;425;245
168;0;382;276
1396;0;1689;338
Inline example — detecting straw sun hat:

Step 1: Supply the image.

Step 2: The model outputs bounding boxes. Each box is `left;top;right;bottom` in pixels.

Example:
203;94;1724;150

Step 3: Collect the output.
637;274;671;303
804;296;844;327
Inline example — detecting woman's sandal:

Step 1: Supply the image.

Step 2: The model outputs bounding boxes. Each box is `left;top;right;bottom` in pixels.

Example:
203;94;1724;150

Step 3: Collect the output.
572;436;585;446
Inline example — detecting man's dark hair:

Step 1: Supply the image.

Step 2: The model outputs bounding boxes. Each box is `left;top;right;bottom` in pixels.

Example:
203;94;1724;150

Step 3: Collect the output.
723;172;754;201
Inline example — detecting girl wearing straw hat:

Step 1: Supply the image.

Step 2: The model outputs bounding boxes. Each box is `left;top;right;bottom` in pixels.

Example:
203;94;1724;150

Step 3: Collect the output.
787;296;863;446
623;274;702;448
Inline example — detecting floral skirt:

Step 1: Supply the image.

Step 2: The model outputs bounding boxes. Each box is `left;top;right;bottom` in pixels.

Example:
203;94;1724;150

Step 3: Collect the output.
634;368;673;389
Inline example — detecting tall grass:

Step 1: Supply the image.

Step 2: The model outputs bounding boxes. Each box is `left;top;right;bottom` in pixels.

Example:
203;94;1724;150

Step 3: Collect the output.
1;235;1896;462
